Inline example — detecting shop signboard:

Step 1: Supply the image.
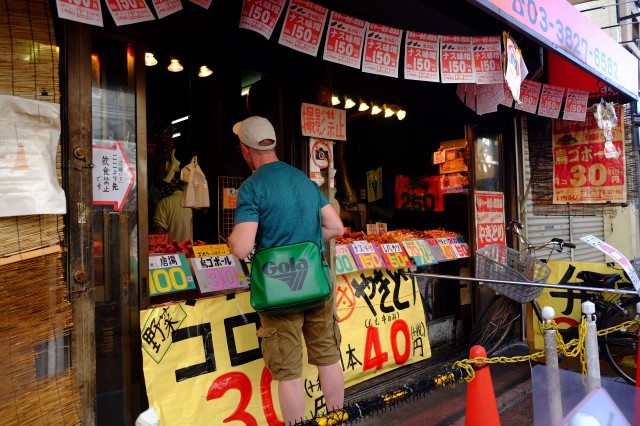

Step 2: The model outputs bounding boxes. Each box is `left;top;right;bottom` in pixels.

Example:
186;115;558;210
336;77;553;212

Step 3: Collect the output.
140;270;430;425
148;253;196;295
470;0;639;98
475;191;505;249
552;105;626;204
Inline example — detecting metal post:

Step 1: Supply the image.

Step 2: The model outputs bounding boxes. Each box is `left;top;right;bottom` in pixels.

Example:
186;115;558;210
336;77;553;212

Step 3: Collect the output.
583;301;601;391
542;306;563;425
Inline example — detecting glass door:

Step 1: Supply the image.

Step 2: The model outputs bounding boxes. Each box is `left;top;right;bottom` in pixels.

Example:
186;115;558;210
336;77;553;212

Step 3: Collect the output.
91;36;142;425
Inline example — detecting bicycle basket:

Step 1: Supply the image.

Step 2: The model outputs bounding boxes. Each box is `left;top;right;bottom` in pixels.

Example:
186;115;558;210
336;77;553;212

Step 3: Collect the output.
475;245;551;303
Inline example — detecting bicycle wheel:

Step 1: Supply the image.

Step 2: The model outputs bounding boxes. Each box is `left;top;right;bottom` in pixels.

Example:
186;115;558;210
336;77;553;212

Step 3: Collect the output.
601;299;639;385
469;296;521;356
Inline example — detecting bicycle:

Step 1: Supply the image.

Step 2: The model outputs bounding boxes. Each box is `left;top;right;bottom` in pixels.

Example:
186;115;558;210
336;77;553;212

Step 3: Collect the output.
470;220;639;384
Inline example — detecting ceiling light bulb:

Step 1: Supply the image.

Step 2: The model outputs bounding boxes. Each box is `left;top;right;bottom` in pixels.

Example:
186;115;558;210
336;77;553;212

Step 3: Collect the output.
145;52;158;66
344;98;356;109
331;95;341;106
168;59;183;72
358;101;370;111
198;65;213;77
384;107;395;118
371;105;382;115
397;110;407;120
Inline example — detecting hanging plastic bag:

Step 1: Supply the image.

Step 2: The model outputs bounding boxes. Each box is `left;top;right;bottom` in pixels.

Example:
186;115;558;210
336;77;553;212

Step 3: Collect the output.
180;156;210;209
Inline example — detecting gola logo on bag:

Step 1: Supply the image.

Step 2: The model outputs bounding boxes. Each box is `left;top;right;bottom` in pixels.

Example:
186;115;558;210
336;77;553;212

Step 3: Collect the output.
262;257;308;291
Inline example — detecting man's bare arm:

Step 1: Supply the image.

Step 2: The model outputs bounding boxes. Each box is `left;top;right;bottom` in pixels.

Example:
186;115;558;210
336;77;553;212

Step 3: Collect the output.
229;221;258;259
321;204;344;241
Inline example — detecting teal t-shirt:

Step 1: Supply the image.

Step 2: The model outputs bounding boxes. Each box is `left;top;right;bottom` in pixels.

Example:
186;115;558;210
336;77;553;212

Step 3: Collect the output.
234;161;329;249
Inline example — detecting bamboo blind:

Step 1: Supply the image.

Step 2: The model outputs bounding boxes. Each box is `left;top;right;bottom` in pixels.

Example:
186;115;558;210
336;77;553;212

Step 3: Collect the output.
0;1;80;424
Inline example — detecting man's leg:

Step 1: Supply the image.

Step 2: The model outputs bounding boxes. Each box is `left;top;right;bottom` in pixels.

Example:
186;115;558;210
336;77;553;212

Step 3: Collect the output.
318;362;344;411
278;378;305;425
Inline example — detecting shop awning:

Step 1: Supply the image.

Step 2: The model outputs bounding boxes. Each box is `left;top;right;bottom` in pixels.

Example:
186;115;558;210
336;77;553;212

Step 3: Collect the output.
468;0;639;100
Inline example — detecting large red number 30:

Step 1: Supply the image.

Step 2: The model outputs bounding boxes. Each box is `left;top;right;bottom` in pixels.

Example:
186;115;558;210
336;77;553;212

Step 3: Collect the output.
207;368;283;426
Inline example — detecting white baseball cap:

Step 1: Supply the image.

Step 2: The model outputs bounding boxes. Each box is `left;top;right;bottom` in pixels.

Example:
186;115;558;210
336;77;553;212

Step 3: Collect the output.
232;116;276;150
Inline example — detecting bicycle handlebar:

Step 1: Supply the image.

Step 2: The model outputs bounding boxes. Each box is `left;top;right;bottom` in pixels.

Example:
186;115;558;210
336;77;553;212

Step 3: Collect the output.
507;219;575;254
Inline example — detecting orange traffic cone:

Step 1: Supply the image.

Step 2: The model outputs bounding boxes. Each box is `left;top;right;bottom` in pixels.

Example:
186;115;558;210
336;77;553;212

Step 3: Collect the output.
465;345;500;426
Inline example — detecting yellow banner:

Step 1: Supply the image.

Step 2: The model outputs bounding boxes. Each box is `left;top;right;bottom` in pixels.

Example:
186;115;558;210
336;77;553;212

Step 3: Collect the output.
140;269;430;425
529;260;629;350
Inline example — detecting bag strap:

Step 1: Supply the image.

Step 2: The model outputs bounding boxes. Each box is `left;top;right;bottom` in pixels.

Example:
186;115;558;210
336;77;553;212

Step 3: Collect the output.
317;185;326;254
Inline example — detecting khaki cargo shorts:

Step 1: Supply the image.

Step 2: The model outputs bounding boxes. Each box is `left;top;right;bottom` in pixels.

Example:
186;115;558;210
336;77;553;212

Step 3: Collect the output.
256;296;342;381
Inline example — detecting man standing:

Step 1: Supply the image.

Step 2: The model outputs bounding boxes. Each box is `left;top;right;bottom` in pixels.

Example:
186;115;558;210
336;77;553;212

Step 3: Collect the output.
152;179;193;242
229;116;344;425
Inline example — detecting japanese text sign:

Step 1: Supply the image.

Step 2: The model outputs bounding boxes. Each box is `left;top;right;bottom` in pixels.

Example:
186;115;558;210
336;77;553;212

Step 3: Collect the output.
190;255;250;295
335;244;358;275
514;79;542;114
474;191;505;249
402;240;437;266
239;0;287;40
278;0;328;57
141;270;429;425
440;35;475;83
148;253;196;295
404;31;440;82
322;11;367;69
301;103;347;141
362;23;403;78
552;105;626;204
537;84;564;119
105;0;155;26
55;0;103;26
92;141;135;211
192;244;231;258
562;89;589;122
378;243;412;269
476;83;506;115
349;241;385;270
472;36;503;84
150;0;183;19
470;0;639;98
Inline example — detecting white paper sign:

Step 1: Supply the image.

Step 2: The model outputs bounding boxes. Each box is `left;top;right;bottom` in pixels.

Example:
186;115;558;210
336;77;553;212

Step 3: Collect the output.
239;0;287;40
472;36;502;84
537;84;565;119
440;35;475;83
105;0;155;26
362;23;402;78
580;235;640;292
92;141;135;211
151;0;183;19
404;31;440;82
322;11;367;69
278;0;328;57
55;0;103;27
562;88;590;122
0;95;66;217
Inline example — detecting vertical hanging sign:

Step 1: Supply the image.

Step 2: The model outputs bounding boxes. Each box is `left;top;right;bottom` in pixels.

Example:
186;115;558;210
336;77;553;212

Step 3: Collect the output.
514;79;542;114
151;0;182;19
322;11;367;69
474;191;505;249
239;0;287;40
440;36;475;83
92;141;135;211
404;31;440;82
278;0;328;57
537;84;565;119
361;23;403;78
